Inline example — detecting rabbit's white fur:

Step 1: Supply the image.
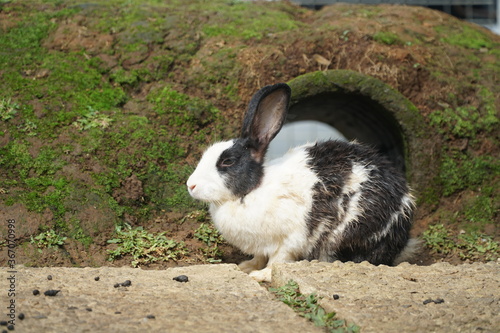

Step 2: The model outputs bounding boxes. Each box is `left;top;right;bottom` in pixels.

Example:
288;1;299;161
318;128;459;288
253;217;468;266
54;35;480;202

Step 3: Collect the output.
188;140;236;203
188;141;319;281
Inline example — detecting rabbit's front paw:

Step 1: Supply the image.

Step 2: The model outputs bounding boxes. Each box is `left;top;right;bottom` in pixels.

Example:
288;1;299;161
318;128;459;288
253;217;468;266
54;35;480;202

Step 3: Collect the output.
239;256;267;273
248;267;272;282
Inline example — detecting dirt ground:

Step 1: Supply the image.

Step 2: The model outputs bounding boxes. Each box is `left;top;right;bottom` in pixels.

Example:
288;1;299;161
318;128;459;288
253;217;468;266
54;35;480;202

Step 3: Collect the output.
0;1;498;271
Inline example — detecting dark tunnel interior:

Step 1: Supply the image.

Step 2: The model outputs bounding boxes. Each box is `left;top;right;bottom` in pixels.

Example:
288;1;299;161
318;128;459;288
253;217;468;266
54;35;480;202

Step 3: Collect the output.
287;92;407;173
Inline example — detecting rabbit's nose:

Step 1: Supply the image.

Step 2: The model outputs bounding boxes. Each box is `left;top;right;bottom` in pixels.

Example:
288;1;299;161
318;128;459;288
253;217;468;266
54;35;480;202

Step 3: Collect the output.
188;184;196;191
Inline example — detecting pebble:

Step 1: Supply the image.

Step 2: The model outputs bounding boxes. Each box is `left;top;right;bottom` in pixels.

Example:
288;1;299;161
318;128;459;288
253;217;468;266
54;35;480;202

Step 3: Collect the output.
173;275;189;283
332;294;340;300
44;289;60;296
47;275;52;280
94;276;100;281
32;289;40;296
121;280;132;287
423;298;445;305
18;313;25;320
114;280;132;288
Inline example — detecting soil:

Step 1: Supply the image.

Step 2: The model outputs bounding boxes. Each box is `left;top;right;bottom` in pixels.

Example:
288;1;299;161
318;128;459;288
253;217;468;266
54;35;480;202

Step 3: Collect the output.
0;1;498;270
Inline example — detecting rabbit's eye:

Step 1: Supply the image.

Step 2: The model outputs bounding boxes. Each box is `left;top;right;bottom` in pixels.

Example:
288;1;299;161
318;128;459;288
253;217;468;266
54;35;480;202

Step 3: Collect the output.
220;158;235;168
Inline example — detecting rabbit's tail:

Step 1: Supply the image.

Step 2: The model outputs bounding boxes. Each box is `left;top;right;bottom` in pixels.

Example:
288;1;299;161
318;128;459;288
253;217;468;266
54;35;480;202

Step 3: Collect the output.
393;238;422;265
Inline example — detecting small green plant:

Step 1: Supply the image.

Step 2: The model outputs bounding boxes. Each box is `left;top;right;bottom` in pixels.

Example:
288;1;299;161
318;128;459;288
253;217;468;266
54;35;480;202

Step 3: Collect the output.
422;224;455;255
30;229;67;250
73;106;113;131
457;233;499;261
423;224;499;261
194;223;224;246
194;222;225;263
107;224;187;267
18;120;38;136
340;30;350;42
270;280;360;333
0;98;19;121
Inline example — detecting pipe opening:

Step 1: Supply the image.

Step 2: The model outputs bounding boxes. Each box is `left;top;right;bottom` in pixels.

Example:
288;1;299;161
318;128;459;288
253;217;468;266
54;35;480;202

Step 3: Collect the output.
269;92;406;173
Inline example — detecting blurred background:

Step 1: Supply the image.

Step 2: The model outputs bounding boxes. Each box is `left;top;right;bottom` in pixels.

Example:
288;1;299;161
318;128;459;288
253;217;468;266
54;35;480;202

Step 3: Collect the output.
293;0;499;33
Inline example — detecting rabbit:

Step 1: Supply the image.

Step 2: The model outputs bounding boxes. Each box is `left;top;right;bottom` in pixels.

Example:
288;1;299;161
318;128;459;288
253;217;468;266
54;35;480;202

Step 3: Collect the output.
187;83;417;282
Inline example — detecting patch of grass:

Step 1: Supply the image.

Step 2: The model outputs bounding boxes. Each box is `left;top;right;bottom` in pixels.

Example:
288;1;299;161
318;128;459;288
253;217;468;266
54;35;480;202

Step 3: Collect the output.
270;280;360;333
423;224;499;261
194;221;225;262
30;229;67;251
107;224;187;267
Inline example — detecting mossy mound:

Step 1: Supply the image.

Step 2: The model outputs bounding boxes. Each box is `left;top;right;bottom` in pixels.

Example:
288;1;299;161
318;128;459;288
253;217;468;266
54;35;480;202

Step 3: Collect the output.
0;0;498;266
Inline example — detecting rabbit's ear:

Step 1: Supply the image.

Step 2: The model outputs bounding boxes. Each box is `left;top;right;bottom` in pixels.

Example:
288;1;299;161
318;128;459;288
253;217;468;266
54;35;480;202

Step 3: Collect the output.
241;83;291;163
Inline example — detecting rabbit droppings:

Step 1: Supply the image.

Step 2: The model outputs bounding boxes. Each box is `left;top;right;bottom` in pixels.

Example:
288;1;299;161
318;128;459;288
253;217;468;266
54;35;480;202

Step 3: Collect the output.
187;83;417;282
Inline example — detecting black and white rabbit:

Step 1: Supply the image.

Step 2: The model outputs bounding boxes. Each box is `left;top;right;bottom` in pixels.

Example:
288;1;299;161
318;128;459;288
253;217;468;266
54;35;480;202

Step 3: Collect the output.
187;83;417;282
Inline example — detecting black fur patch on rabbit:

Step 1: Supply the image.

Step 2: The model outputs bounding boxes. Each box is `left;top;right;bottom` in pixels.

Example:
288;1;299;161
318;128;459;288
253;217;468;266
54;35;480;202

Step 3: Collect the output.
305;140;413;265
217;138;264;198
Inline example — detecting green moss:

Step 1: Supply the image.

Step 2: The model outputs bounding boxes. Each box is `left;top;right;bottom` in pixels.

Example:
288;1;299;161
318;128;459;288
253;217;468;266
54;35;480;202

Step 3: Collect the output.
143;164;203;212
439;151;499;196
195;47;242;100
68;218;93;247
373;31;401;45
429;103;498;139
0;0;498;265
201;1;300;40
435;25;494;50
417;184;440;207
463;190;498;228
148;85;220;134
